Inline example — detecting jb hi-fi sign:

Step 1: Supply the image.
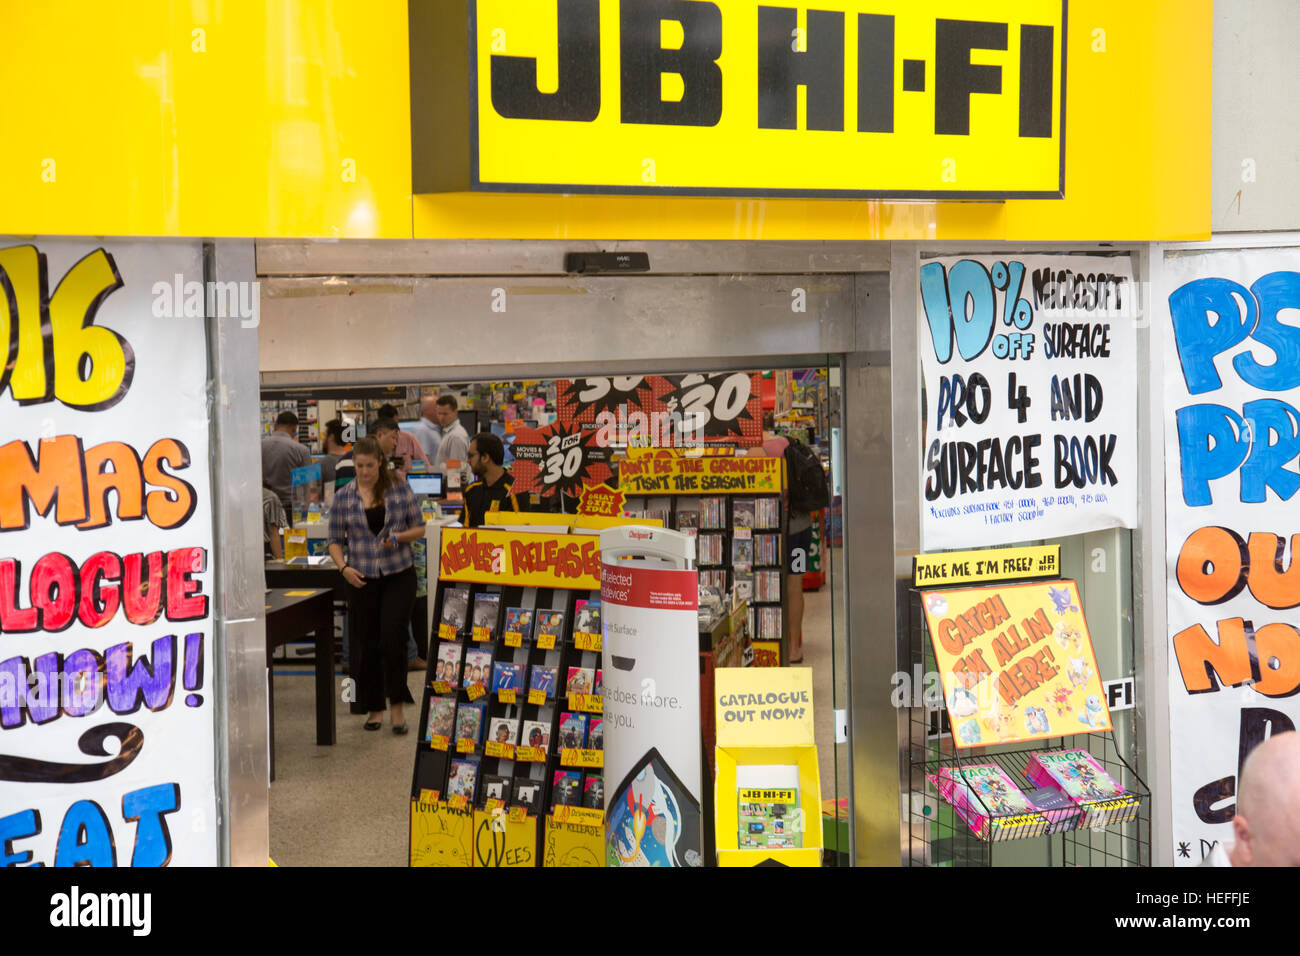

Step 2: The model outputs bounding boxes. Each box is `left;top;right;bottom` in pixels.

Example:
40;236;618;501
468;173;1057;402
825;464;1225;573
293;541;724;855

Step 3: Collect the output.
411;1;1065;198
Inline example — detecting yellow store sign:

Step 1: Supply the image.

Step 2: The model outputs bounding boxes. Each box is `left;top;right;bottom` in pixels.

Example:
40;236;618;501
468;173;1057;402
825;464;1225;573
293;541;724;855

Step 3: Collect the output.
418;0;1066;198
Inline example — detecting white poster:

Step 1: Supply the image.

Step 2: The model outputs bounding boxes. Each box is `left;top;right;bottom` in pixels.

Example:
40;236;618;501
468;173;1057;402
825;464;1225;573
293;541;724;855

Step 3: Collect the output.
919;254;1138;549
0;240;218;866
1162;247;1300;865
601;532;701;867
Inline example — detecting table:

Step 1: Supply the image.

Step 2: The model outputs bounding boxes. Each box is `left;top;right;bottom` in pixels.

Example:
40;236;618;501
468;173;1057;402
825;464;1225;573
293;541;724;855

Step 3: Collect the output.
265;588;336;781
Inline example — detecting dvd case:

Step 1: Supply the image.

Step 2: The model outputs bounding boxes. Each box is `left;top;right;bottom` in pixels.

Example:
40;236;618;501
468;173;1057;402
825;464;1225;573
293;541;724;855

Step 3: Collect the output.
454;701;486;746
434;641;464;688
424;697;456;742
512;778;543;815
533;609;567;645
463;648;493;689
529;665;558;699
448;759;479;801
566;667;595;697
574;599;602;636
488;716;520;747
551;770;583;808
492;661;524;693
503;607;534;639
521;719;551;751
440;587;469;634
478;773;512;809
587;718;604;750
472;593;501;637
582;774;604;810
558;712;589;750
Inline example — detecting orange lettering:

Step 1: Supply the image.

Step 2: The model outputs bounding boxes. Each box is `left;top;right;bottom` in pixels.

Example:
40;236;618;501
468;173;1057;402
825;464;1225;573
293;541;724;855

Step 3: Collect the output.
141;439;196;529
1173;618;1254;693
0;435;88;530
1177;526;1248;605
1253;622;1300;697
79;441;144;530
1246;532;1300;610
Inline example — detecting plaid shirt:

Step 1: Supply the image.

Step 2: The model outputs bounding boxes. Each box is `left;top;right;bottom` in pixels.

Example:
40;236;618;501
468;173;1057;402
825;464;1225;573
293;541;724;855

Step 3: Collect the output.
328;480;424;578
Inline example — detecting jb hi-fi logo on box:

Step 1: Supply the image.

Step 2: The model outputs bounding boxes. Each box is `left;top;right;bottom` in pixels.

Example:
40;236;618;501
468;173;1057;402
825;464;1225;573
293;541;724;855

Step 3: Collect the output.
454;0;1065;197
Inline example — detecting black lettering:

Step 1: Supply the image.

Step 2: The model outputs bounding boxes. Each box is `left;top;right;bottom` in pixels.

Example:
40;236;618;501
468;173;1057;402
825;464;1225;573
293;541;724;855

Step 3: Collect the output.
856;13;894;132
934;19;1007;135
1018;24;1054;137
758;6;845;131
490;0;601;121
620;0;723;126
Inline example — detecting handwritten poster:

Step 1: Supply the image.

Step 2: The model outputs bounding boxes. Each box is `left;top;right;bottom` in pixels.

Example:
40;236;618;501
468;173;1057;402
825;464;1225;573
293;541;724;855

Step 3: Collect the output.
558;372;764;447
1162;248;1300;865
0;241;217;865
919;254;1138;548
920;580;1111;749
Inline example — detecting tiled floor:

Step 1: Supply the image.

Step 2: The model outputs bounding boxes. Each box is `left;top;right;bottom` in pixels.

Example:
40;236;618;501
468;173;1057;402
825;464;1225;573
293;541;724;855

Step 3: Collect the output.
268;559;849;866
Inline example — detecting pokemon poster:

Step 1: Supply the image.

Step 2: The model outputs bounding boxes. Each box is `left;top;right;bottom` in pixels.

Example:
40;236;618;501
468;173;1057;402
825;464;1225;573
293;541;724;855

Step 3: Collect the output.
920;580;1112;748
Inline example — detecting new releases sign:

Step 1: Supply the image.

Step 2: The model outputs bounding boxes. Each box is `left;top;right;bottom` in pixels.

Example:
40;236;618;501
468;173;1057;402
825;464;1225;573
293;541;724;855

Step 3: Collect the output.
919;254;1139;549
412;1;1065;198
1162;248;1300;866
0;241;217;866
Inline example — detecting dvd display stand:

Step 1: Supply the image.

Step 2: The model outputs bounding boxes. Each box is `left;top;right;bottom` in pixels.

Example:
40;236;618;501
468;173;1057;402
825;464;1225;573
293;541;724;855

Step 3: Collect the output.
410;525;609;867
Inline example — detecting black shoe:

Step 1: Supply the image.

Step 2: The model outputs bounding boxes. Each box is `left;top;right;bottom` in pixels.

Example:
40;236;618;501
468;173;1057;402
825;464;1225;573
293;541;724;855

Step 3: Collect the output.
363;720;382;731
392;723;409;736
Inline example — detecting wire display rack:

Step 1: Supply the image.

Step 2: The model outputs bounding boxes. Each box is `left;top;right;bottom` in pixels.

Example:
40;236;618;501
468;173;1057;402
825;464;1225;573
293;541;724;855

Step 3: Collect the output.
905;588;1151;867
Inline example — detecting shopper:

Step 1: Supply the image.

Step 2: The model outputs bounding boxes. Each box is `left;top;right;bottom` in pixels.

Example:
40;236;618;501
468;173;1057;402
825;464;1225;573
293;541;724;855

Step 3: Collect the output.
261;411;311;517
378;403;432;474
335;418;402;487
1202;731;1300;866
433;395;471;476
319;418;350;485
326;436;424;734
761;435;827;664
461;432;521;527
262;482;288;559
410;396;443;464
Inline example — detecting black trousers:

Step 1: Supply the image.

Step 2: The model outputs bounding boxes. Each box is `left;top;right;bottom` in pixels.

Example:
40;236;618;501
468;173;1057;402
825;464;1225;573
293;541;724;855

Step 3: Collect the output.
346;566;417;711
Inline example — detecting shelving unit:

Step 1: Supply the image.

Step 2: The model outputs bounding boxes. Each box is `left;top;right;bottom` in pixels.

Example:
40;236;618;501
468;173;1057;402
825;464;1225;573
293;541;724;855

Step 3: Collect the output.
904;587;1151;867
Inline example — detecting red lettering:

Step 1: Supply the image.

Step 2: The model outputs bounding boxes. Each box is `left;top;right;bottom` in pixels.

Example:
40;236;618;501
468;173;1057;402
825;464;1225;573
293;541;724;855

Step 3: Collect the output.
0;559;39;632
31;552;79;632
122;552;165;625
165;547;207;621
78;552;122;628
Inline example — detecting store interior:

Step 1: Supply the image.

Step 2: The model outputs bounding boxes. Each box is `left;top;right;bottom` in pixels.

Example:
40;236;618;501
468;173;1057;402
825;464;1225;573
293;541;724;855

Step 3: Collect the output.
262;368;850;866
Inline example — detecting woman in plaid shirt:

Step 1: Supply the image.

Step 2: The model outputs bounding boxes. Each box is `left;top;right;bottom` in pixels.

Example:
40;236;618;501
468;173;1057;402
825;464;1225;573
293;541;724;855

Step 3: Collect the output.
327;437;426;734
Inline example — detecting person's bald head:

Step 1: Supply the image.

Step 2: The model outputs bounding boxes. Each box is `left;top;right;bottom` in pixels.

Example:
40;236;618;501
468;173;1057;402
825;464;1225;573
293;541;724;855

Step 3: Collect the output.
1230;731;1300;866
421;397;439;423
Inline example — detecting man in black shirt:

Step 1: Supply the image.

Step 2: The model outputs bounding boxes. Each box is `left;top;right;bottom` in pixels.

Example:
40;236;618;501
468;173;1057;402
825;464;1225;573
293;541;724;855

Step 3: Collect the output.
460;432;521;527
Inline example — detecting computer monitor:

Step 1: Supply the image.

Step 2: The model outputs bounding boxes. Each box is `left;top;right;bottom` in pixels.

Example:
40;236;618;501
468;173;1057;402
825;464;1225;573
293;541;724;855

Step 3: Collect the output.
407;473;444;498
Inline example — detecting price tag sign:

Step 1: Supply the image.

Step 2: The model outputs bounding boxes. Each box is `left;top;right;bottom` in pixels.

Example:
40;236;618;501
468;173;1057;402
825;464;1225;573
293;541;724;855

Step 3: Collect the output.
485;798;506;814
574;632;602;652
527;688;547;706
733;526;752;540
504;631;523;647
472;626;492;642
485;741;516;760
498;688;517;704
428;735;450;752
537;633;557;650
570;694;603;714
432;681;452;695
419;788;439;804
438;623;459;640
508;806;528;823
515;746;545;763
466;683;486;701
561;748;605;768
552;805;603;827
456;737;476;754
448;794;469;810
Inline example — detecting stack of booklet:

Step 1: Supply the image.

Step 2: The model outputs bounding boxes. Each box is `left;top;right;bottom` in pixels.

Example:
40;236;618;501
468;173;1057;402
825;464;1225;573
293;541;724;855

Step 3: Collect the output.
926;765;1048;841
1023;749;1141;829
928;749;1140;841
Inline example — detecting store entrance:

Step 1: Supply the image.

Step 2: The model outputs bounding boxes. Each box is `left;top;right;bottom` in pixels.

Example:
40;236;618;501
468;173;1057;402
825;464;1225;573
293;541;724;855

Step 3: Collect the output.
261;365;849;866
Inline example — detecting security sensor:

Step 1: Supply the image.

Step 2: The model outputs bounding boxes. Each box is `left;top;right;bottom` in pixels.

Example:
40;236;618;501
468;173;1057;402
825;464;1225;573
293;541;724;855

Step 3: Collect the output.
564;252;650;274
